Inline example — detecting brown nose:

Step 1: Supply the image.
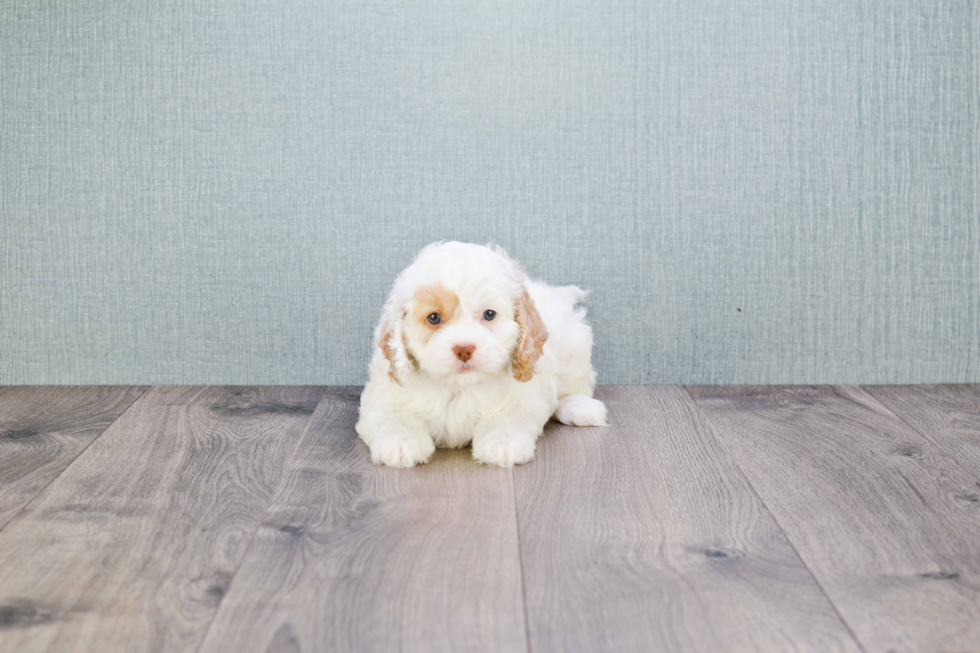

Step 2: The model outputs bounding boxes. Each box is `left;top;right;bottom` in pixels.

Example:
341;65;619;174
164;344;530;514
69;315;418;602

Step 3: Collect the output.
453;344;475;362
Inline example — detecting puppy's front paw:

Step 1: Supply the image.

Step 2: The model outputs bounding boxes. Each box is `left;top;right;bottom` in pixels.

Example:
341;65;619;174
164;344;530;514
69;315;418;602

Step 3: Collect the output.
370;433;435;468
472;432;536;467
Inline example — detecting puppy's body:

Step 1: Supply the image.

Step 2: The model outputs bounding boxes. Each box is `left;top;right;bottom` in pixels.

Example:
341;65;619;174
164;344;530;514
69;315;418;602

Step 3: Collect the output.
357;242;605;467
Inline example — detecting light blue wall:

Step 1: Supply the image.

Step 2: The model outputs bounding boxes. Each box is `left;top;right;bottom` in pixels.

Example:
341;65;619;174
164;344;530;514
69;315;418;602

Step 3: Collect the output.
1;0;977;385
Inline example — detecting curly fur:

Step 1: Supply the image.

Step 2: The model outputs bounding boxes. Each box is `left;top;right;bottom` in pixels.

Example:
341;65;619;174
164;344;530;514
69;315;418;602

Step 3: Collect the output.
512;288;549;382
356;241;607;468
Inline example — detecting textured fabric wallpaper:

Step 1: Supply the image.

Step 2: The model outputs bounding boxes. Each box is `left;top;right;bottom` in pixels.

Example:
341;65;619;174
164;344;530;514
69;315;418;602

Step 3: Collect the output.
1;0;977;385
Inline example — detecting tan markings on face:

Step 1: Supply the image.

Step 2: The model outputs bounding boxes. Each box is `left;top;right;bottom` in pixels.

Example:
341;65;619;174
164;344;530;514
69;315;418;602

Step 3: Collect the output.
411;283;461;344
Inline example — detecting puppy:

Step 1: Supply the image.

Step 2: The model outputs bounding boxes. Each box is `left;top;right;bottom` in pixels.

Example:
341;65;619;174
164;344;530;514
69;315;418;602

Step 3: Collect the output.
356;241;606;467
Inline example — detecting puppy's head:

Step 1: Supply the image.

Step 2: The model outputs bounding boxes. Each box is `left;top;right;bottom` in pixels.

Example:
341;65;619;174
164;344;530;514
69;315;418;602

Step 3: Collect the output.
375;242;548;386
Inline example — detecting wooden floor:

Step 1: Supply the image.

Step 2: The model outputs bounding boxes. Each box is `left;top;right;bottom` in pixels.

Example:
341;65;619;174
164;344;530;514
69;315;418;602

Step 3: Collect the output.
1;386;979;653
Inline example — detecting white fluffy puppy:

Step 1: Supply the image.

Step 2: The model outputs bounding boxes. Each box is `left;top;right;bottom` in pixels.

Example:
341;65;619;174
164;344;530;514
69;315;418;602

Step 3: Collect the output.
356;241;606;468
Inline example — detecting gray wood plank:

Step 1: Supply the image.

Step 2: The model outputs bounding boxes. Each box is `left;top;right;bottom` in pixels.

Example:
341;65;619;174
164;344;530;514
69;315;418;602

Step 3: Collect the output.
0;385;324;653
197;388;528;653
514;386;861;653
0;386;147;530
864;384;980;478
689;385;980;653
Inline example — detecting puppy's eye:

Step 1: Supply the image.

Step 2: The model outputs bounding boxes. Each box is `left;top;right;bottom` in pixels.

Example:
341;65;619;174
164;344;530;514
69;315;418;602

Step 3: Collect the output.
427;313;441;325
483;310;497;321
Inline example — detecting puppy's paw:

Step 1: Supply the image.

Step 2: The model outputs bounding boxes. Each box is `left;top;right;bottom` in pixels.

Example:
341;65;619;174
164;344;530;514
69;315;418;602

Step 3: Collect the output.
472;432;536;467
555;394;608;427
370;433;436;468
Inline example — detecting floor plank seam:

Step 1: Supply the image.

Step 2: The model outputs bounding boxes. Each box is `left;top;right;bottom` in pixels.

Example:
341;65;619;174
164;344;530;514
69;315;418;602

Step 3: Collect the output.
682;386;870;653
511;468;533;653
858;384;980;482
191;388;328;653
0;385;152;536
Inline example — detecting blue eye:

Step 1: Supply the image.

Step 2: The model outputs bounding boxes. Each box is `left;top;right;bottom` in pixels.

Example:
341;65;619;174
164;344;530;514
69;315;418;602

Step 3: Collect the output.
483;310;497;321
427;313;441;325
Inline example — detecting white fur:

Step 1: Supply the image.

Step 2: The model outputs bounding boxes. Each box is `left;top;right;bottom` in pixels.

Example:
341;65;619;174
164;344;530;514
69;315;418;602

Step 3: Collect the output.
356;241;606;467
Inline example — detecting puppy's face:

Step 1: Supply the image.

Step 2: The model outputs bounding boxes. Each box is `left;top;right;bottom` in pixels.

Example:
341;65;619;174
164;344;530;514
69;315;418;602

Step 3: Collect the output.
404;281;518;385
377;243;548;386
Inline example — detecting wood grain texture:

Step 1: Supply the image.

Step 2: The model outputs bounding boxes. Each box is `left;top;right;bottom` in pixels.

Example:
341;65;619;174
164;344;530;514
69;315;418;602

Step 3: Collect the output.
197;388;528;653
864;384;980;478
689;385;980;653
0;386;147;530
514;386;861;653
0;385;324;653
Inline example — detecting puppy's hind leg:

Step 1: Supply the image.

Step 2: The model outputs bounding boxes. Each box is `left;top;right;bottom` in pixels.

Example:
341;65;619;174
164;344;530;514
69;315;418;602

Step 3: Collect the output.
555;394;607;427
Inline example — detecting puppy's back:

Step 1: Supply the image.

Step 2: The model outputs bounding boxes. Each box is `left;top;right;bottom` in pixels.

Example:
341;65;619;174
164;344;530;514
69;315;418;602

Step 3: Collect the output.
526;280;597;397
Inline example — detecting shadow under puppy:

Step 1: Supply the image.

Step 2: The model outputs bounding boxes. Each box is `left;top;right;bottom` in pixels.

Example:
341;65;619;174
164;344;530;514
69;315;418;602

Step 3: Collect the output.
357;241;606;467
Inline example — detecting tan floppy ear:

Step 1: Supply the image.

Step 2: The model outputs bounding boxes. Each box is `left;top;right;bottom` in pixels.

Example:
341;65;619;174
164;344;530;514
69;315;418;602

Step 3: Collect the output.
512;288;549;382
376;309;410;386
378;322;400;385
